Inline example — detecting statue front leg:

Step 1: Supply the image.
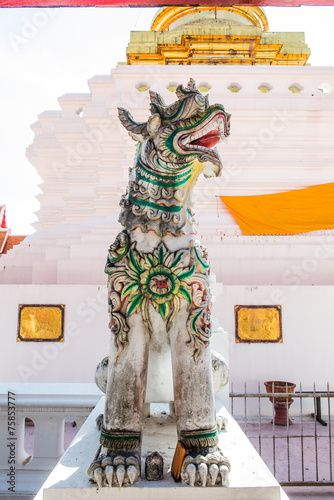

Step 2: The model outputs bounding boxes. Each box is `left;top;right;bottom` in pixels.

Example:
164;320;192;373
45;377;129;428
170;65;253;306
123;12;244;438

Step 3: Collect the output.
170;307;230;487
88;317;149;487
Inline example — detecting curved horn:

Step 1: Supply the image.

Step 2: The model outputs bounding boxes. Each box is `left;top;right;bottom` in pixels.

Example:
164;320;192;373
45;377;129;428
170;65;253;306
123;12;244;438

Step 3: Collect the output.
118;108;148;137
186;78;197;91
149;90;167;106
149;90;167;116
149;90;183;122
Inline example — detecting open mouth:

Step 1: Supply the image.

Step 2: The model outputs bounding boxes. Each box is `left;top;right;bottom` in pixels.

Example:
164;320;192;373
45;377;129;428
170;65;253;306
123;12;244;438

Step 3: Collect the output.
175;111;230;159
190;129;221;149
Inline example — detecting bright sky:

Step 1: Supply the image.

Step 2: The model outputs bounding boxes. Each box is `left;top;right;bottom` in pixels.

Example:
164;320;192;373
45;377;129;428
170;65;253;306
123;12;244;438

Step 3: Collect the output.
0;6;333;235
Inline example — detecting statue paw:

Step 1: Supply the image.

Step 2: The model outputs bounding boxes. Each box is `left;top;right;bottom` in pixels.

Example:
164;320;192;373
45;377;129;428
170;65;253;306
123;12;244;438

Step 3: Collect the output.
181;450;230;487
216;415;228;432
88;454;140;488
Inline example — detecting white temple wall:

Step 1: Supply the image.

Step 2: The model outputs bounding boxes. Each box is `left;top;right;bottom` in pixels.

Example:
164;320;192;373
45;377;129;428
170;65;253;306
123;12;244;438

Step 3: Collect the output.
205;235;334;286
215;285;333;391
1;284;333;396
0;285;109;384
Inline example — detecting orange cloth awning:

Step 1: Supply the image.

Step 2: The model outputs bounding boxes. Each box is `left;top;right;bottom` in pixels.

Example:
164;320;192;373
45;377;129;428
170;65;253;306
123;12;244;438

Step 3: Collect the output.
220;183;334;235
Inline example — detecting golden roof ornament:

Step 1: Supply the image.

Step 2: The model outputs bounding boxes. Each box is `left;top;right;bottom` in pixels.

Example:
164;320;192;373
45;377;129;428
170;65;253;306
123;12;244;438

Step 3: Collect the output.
125;6;310;66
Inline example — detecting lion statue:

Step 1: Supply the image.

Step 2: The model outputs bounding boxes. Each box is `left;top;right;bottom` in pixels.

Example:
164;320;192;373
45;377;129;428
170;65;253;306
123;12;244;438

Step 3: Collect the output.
88;79;231;488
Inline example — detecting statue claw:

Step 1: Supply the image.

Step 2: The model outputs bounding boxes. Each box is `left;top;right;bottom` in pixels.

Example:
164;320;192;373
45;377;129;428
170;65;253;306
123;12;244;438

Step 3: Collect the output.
116;464;125;486
180;450;230;487
88;450;140;487
93;467;103;489
105;465;114;487
127;464;138;484
186;463;196;486
219;464;229;486
198;463;208;487
209;463;219;485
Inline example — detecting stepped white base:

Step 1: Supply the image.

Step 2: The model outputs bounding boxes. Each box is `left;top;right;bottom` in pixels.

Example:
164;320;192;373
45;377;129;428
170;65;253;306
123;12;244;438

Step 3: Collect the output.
35;398;289;500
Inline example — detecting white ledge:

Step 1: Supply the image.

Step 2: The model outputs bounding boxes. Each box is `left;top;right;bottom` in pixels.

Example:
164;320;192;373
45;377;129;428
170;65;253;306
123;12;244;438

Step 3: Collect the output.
0;383;103;409
36;398;289;500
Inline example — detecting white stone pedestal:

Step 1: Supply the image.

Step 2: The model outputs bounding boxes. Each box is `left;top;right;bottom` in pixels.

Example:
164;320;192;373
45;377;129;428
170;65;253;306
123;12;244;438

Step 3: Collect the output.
35;398;289;500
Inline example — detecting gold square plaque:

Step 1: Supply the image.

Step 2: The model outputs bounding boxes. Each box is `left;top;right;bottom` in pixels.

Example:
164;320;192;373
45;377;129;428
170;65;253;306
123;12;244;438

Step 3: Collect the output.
235;305;282;343
18;305;65;342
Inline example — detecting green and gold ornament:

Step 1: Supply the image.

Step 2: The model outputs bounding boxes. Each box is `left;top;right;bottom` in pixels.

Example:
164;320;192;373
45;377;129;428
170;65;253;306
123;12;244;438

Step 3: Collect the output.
105;231;212;362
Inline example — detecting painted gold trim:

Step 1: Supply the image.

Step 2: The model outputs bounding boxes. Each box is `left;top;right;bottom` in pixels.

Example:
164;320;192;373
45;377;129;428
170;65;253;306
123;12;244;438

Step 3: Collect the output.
151;6;269;32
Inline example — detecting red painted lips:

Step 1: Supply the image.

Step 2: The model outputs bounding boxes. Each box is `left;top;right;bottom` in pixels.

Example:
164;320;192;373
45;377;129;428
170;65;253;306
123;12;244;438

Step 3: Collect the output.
190;130;221;148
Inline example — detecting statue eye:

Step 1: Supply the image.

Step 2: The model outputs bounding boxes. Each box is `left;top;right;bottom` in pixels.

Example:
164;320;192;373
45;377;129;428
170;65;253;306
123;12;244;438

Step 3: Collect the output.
194;95;205;108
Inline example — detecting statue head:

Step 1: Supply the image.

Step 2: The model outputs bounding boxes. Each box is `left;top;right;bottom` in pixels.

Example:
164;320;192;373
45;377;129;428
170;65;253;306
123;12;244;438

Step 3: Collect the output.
117;79;231;236
118;78;230;178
